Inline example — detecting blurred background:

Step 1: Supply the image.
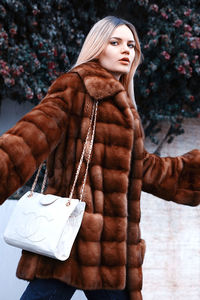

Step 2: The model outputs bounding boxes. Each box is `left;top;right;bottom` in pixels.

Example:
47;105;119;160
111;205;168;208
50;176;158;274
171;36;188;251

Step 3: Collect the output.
0;1;200;299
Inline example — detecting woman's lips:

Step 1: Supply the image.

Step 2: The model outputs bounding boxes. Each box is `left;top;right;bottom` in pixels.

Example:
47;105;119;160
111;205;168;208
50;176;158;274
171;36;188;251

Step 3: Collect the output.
119;58;130;64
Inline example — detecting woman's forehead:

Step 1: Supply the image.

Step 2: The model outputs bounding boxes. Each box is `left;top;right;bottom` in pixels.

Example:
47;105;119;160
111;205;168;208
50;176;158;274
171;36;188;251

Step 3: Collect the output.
111;25;135;41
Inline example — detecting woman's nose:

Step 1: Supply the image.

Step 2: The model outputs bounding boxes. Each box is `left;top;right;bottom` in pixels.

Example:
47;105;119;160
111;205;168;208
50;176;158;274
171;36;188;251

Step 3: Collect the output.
121;44;130;54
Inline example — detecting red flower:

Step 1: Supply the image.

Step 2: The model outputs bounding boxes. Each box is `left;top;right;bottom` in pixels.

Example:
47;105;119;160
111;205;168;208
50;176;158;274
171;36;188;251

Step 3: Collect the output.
32;9;40;16
48;62;56;69
9;28;17;37
177;65;186;74
174;123;179;129
161;51;170;60
189;95;195;102
174;19;183;27
145;89;150;95
37;93;43;100
1;31;8;40
53;48;58;56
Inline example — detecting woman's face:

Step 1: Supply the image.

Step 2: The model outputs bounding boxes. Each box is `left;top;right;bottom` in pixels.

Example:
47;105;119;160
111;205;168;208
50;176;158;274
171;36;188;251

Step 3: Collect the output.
98;25;136;80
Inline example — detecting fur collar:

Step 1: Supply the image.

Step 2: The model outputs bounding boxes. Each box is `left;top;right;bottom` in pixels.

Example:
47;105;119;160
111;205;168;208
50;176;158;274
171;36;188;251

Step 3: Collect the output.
71;61;125;100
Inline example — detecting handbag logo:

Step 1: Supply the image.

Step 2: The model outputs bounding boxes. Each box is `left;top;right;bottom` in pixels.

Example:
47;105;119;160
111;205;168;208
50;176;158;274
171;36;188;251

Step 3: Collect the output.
15;211;54;242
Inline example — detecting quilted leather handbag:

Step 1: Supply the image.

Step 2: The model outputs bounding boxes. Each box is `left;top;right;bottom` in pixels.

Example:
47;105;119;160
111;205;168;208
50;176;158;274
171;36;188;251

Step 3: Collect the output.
3;101;98;261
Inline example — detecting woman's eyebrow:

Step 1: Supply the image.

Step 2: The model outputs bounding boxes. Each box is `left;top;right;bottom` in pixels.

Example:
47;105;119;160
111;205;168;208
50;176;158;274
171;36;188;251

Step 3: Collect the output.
110;37;136;43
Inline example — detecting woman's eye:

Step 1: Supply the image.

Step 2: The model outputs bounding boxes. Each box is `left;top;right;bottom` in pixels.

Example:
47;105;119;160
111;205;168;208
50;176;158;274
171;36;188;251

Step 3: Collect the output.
128;44;135;48
110;41;118;46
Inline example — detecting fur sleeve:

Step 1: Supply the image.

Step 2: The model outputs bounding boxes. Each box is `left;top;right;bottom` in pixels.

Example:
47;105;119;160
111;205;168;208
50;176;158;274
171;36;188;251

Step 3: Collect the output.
142;149;200;206
0;72;83;204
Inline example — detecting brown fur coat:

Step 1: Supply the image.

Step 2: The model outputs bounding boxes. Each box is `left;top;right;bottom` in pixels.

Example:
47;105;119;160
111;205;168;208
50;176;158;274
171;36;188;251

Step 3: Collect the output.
0;61;200;300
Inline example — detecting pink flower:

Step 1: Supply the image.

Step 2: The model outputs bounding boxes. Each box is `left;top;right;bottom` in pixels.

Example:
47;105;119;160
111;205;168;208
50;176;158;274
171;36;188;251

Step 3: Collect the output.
161;12;168;19
184;31;192;38
19;65;24;72
179;52;187;58
190;41;196;49
177;65;186;74
147;29;157;36
184;9;192;16
189;67;193;75
34;59;40;67
161;51;170;60
4;77;15;87
12;66;24;77
184;60;190;66
189;38;200;49
26;87;34;100
0;69;9;76
184;24;192;32
150;4;159;12
174;19;183;27
32;21;38;26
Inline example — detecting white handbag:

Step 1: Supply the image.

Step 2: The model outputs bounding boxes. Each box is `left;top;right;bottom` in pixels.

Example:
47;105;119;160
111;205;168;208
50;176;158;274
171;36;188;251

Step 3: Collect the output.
3;101;98;261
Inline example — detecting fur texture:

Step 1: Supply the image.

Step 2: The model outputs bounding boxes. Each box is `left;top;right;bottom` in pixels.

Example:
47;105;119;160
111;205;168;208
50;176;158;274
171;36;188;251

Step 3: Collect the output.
0;61;200;300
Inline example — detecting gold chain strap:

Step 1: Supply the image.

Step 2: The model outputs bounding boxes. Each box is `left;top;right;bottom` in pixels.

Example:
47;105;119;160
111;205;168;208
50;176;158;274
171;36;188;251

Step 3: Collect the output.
77;100;98;201
29;101;98;203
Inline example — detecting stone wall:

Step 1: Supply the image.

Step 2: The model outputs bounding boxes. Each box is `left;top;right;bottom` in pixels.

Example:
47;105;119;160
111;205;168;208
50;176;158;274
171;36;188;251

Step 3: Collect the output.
141;118;200;300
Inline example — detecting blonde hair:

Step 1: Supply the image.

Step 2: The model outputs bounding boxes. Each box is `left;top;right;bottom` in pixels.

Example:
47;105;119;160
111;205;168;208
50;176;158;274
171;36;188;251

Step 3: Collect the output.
74;16;142;107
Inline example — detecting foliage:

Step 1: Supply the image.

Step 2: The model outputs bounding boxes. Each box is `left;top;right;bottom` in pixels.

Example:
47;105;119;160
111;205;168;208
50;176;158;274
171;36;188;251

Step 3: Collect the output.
0;0;199;143
134;0;200;143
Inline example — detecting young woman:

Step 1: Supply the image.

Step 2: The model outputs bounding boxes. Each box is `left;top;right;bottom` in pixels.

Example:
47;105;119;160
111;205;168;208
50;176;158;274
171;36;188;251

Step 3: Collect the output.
0;16;200;300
